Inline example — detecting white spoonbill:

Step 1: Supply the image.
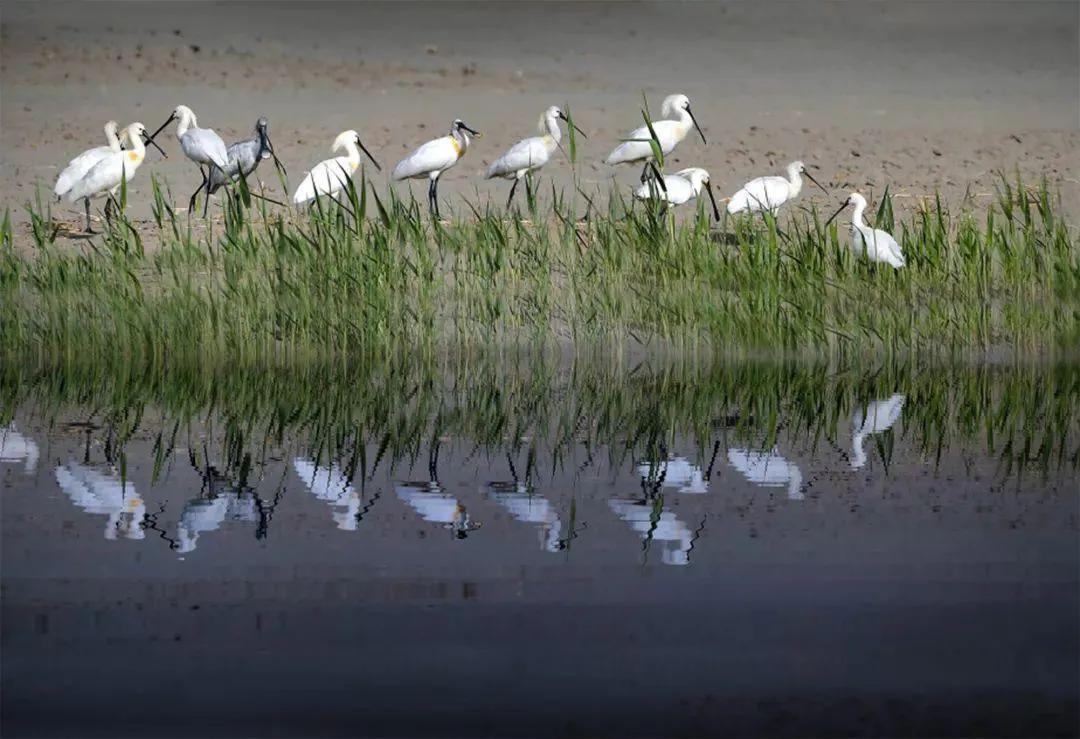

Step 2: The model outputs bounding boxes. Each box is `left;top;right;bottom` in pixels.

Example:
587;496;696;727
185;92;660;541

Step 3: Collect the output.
608;499;694;566
634;167;722;220
396;480;481;539
65;122;155;233
850;393;906;469
291;129;381;206
392;118;482;220
55;462;146;541
637;456;709;495
54;121;124;201
149;105;229;215
825;192;906;268
726;160;827;215
606;94;707;183
486;481;564;552
485;106;585;208
292;457;364;531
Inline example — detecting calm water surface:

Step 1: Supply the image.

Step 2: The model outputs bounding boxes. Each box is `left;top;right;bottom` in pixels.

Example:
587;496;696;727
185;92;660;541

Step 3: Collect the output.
1;358;1077;737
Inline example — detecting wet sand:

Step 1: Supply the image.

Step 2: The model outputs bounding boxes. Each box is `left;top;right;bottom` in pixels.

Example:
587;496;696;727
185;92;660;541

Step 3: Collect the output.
2;1;1078;237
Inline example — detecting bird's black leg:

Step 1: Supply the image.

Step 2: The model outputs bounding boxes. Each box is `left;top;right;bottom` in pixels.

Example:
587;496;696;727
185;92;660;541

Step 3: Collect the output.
640;162;651;184
189;167;207;214
104;196;114;225
83;198;96;234
430;176;441;221
506;178;519;210
202;176;211;218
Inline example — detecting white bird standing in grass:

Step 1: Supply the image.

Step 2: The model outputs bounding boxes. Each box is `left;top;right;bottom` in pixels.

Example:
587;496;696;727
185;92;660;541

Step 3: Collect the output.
634;167;721;220
726;160;827;215
54;121;124;201
606;93;707;183
65;122;155;233
392;118;481;220
485;105;585;208
825;192;906;268
291;129;381;206
149;105;229;215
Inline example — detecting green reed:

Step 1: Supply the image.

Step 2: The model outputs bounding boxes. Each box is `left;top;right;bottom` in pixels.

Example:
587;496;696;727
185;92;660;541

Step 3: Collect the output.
1;175;1077;364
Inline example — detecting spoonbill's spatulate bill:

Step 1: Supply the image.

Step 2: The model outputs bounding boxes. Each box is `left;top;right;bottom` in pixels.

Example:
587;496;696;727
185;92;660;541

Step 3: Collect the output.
606;94;706;182
392;119;481;220
65;122;156;233
634;167;721;220
207;117;287;204
54;121;124;200
150;105;229;216
291;130;381;206
485;105;585;208
825;192;907;268
726;160;827;215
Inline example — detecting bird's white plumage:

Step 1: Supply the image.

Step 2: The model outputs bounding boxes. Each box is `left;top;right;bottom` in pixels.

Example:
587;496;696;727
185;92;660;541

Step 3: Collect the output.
851;393;906;468
54;121;123;199
293;458;363;531
486;106;563;180
846;193;906;268
637;455;708;494
634;167;707;206
726;161;810;215
55;462;146;540
608;499;693;566
292;130;366;205
65;123;148;203
0;424;39;474
606;94;697;166
393;136;463;181
487;481;563;552
172;104;228;169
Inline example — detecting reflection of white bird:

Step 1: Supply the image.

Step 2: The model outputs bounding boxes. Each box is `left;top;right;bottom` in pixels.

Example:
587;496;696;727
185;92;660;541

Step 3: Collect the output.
175;490;257;553
727;447;804;500
726;160;826;215
486;106;583;208
396;481;479;538
54;120;124;200
392;119;481;220
0;424;40;474
55;462;145;540
637;456;708;494
608;499;693;566
291;130;381;206
293;458;362;531
487;481;563;552
851;394;906;469
825;192;906;268
606;94;707;178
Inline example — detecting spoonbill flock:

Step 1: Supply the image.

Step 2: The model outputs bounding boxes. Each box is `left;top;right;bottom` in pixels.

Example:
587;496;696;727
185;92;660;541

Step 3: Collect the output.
53;93;907;267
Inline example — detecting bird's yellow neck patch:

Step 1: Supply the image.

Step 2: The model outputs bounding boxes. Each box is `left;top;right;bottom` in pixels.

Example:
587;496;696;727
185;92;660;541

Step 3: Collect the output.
450;136;463;157
127;151;143;164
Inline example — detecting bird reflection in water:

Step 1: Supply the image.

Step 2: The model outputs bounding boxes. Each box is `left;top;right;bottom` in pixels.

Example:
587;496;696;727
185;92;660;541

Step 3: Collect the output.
292;458;366;531
486;481;564;551
396;481;481;539
1;424;40;474
851;394;906;469
637;455;708;495
608;498;694;566
54;461;146;540
727;447;805;500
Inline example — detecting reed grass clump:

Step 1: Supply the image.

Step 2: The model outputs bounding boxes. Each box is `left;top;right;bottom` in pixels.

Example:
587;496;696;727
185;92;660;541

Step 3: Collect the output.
1;175;1077;363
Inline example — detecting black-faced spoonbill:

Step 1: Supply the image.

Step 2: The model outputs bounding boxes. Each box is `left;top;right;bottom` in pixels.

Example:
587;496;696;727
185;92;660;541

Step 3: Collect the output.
65;122;157;233
606;94;707;184
485;105;585;209
204;117;288;212
391;118;481;220
149;105;229;215
54;121;124;201
633;167;722;221
291;129;381;206
726;160;827;216
825;192;907;268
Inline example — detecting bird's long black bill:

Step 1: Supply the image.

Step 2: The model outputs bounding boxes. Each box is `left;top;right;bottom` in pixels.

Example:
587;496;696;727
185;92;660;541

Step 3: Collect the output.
357;139;382;172
148;113;176;144
804;170;829;195
705;182;721;222
558;113;588;139
142;133;168;158
266;137;288;177
461;124;482;137
823;201;848;227
686;106;707;145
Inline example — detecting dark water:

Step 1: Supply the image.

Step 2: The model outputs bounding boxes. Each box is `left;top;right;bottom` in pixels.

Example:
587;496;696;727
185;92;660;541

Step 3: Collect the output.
1;359;1077;737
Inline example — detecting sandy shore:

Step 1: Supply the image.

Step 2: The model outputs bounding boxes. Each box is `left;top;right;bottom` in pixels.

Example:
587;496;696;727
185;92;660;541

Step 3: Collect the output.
2;1;1078;237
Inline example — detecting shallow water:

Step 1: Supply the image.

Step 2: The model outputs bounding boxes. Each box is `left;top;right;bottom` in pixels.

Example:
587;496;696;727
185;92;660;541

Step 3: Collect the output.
1;358;1077;737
